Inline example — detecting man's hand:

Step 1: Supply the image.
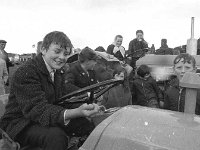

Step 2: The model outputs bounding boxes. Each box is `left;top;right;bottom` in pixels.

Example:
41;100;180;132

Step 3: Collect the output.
79;103;100;117
64;103;100;121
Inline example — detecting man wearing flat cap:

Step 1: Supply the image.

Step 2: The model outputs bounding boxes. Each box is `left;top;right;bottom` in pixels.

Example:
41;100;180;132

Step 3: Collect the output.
0;40;14;74
65;47;98;91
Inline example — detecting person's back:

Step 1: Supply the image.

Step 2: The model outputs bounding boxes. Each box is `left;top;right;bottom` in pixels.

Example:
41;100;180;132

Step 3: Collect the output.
155;39;173;55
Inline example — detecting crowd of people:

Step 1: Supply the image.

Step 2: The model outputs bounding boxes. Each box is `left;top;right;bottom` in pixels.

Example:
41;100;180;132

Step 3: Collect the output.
0;30;200;150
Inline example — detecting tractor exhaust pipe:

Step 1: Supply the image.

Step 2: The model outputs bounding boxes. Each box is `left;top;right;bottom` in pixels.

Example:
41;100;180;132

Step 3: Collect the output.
186;17;197;55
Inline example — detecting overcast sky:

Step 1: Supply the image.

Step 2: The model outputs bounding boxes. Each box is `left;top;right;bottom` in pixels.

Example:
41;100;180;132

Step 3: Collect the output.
0;0;200;54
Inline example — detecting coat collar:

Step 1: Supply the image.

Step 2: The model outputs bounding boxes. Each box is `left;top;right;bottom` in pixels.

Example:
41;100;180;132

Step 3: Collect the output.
75;61;89;77
34;54;50;76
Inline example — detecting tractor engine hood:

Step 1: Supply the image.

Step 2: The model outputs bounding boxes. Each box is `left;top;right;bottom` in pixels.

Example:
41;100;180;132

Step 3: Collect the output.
80;106;200;150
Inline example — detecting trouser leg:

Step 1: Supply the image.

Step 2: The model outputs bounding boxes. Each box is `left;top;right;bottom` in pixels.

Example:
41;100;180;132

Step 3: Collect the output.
17;125;69;150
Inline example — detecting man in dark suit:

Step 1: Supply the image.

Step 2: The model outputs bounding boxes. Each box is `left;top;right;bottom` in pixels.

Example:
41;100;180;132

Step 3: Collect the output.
0;31;100;150
65;47;98;90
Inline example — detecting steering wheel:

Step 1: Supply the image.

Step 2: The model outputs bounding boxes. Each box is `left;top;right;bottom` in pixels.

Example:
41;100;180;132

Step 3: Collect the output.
55;79;124;106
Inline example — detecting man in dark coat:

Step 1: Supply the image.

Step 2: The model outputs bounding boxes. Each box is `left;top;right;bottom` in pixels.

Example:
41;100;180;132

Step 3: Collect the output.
0;31;100;150
65;47;98;90
128;30;148;69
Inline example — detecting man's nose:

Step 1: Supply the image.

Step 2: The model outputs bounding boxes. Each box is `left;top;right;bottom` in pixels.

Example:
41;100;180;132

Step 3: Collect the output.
58;53;66;60
181;67;185;73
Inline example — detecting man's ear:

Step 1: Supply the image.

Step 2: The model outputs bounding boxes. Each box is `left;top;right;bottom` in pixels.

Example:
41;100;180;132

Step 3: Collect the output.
193;66;197;72
41;47;47;55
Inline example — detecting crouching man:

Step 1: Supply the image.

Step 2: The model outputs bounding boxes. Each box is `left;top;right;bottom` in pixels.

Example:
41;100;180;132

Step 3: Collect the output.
0;31;100;150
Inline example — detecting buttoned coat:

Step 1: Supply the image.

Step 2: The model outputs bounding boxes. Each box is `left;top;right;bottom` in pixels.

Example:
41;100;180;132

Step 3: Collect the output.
0;54;68;140
65;61;97;90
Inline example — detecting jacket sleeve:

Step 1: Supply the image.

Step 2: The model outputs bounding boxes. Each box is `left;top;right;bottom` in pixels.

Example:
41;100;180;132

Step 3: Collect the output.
101;91;109;107
13;65;65;126
64;68;80;93
128;41;133;54
142;40;148;49
151;79;163;102
3;60;8;84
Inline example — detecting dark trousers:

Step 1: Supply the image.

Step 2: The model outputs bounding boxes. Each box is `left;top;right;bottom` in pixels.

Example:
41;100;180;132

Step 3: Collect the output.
17;118;95;150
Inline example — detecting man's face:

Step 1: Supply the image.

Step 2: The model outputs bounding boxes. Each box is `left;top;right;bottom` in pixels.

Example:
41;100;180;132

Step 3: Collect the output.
42;43;71;70
85;60;97;70
115;37;123;47
174;60;195;80
0;43;6;50
114;72;125;80
136;33;143;41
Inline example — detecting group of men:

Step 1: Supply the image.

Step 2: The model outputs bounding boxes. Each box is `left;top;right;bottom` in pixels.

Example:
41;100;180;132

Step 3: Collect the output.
0;30;200;150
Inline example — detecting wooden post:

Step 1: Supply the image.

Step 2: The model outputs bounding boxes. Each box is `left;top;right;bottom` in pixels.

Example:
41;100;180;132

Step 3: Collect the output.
179;72;200;114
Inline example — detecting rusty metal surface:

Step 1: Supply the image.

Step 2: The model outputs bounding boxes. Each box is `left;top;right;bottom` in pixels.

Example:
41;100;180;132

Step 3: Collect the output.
80;106;200;150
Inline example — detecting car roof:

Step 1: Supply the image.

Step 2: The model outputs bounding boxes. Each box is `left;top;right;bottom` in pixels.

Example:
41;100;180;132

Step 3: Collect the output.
80;106;200;150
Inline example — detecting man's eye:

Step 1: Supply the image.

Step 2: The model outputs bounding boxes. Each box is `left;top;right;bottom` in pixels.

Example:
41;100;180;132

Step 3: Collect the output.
54;49;61;54
176;67;182;70
185;66;191;69
64;52;70;56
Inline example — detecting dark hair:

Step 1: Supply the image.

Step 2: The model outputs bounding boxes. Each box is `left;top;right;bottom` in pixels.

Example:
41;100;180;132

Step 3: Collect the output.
42;31;73;52
0;40;7;43
95;46;106;52
137;64;150;78
113;66;130;89
174;53;196;68
114;35;123;41
113;66;126;78
78;47;98;63
136;30;143;35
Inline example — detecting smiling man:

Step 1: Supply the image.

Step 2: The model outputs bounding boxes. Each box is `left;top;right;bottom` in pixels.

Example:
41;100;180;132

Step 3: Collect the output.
0;31;100;150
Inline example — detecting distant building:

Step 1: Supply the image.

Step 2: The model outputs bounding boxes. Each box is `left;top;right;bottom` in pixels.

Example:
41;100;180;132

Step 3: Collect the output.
8;53;17;61
19;53;36;62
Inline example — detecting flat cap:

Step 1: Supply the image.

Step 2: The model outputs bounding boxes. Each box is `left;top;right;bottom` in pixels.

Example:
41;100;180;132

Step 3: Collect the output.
0;40;7;43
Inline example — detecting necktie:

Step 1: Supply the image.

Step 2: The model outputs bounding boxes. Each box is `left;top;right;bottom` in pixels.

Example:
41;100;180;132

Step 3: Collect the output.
50;70;55;82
